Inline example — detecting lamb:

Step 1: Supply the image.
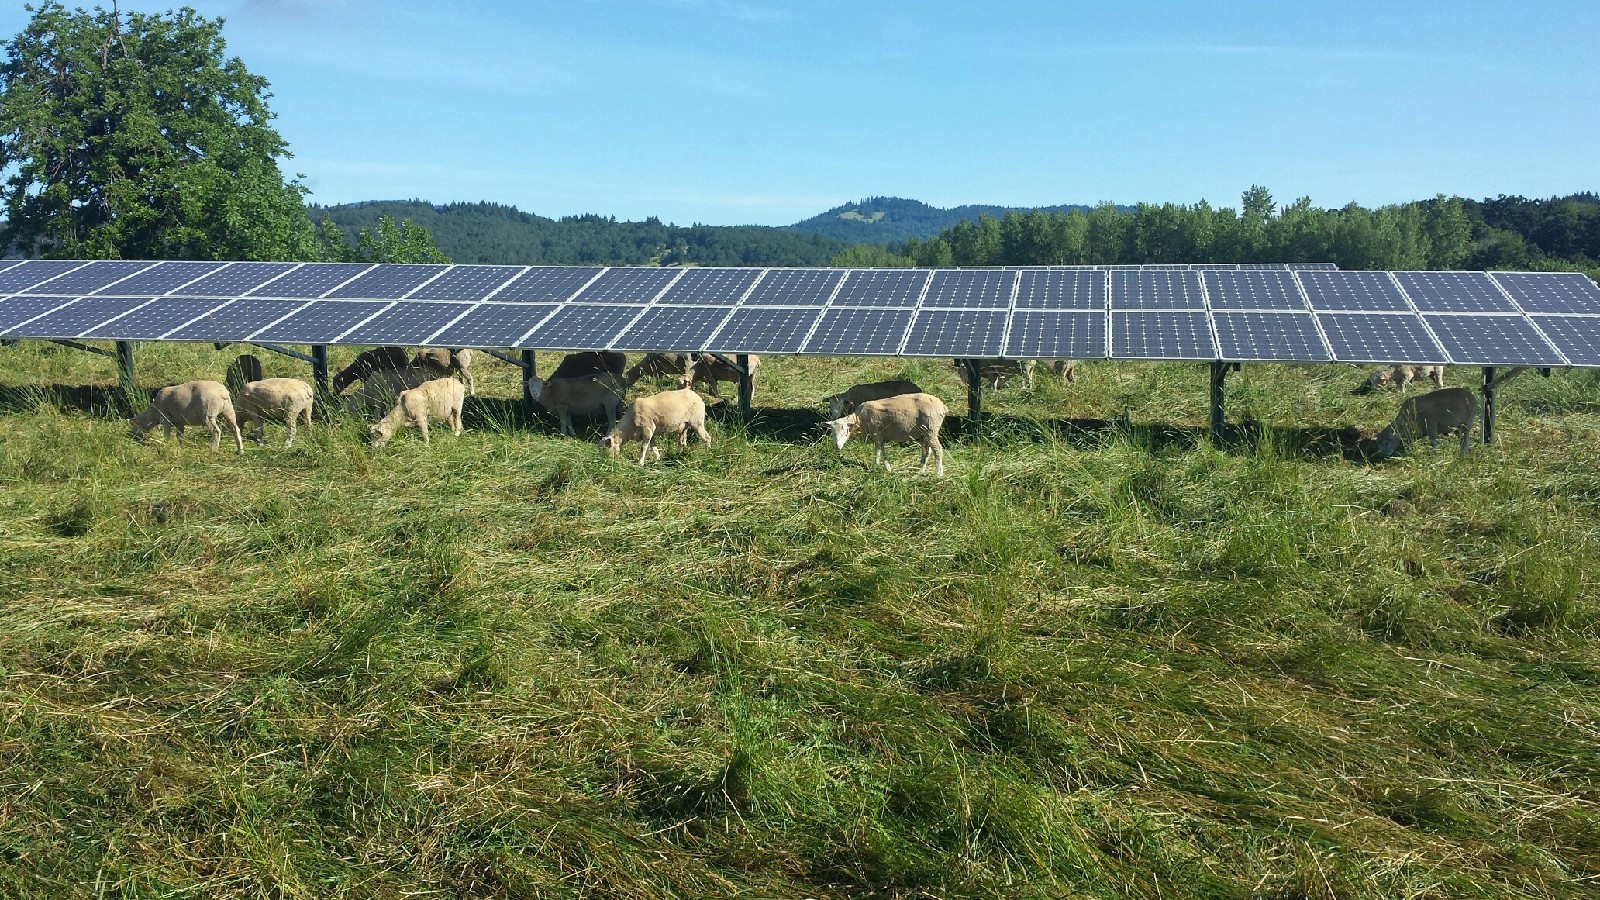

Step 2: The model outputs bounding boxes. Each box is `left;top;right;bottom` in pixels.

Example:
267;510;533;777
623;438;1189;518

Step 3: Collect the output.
550;350;627;380
527;371;627;436
954;358;1035;390
822;379;925;419
625;352;695;385
128;380;243;453
412;347;477;396
341;366;441;418
1357;364;1446;394
235;378;314;447
1374;387;1478;459
332;346;411;393
825;392;947;476
683;353;760;397
599;387;711;464
369;377;465;447
224;353;263;396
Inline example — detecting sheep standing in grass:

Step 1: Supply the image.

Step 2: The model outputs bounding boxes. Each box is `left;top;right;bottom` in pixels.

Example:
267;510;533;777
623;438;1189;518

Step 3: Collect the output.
412;347;476;396
823;379;924;419
528;372;627;436
1375;387;1478;459
683;353;759;398
599;387;711;464
826;392;947;476
129;380;243;453
341;366;441;418
332;346;411;393
369;378;465;447
236;378;314;447
954;358;1035;390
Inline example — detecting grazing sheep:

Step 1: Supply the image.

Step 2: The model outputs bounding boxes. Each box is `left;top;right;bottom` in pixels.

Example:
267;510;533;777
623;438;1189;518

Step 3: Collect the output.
599;387;711;464
129;380;243;453
825;392;947;476
1375;387;1478;459
625;352;695;385
341;366;440;418
224;353;263;396
1357;364;1446;394
550;350;627;380
683;353;759;398
332;346;411;393
527;372;627;436
954;358;1035;390
1041;359;1079;383
823;379;925;419
236;378;314;447
369;377;465;447
412;347;477;396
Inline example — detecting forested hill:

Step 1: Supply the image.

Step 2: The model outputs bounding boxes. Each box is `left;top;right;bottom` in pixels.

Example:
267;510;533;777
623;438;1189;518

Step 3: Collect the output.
786;196;1111;243
311;201;850;266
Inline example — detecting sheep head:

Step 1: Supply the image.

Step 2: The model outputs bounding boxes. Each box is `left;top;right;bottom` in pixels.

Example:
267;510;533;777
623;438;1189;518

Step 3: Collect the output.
825;414;859;450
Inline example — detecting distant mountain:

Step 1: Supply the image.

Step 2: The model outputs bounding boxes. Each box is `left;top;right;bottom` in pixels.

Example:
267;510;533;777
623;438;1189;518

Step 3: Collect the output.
786;196;1120;244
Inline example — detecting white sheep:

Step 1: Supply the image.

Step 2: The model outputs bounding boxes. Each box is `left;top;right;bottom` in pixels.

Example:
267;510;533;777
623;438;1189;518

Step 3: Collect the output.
128;380;243;453
823;379;925;419
599;387;711;464
527;372;627;436
369;377;465;447
825;392;947;476
235;378;314;447
1375;387;1478;459
683;353;760;398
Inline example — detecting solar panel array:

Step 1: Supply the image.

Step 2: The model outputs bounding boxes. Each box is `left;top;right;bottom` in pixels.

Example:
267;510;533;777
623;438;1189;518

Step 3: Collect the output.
1;260;1596;368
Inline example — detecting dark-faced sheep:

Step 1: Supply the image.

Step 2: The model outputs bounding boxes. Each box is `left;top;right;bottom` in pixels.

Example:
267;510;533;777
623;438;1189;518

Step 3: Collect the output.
599;387;711;464
825;392;947;476
550;351;627;380
129;380;243;453
332;346;411;393
224;354;263;396
1375;387;1478;459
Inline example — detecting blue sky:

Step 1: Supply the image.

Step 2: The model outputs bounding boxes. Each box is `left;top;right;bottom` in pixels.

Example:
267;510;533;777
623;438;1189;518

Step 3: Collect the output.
4;1;1597;225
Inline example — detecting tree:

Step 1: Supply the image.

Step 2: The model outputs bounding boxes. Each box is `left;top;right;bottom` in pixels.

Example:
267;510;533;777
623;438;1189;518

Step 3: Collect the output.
0;2;317;259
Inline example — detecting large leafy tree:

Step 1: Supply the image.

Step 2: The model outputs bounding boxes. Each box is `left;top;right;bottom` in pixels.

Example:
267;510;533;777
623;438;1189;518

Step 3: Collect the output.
0;2;317;259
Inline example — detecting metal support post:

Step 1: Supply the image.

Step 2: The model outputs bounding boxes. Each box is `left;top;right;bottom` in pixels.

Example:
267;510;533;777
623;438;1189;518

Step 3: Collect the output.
736;353;753;418
1481;366;1496;445
522;348;538;414
311;345;330;396
116;340;136;398
1209;360;1228;444
965;359;983;421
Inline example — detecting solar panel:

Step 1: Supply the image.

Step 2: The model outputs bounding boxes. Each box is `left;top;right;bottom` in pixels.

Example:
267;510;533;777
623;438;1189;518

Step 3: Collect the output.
88;260;226;295
1395;272;1517;313
655;267;761;306
740;269;842;306
325;264;450;299
1298;271;1409;311
1316;312;1445;363
901;309;1008;356
1423;314;1566;366
1526;316;1600;365
248;263;370;298
337;302;474;345
428;303;557;348
249;301;391;342
709;307;821;353
570;267;680;303
1213;312;1330;361
0;259;22;275
178;262;298;297
831;270;928;307
161;299;309;342
1202;271;1307;310
0;295;83;333
1015;270;1104;309
492;267;603;302
81;298;233;339
1111;311;1214;358
1004;311;1106;359
922;270;1014;309
520;303;641;349
408;265;524;301
1491;272;1600;314
1109;271;1205;309
804;307;915;355
17;260;154;295
7;297;154;338
612;305;733;350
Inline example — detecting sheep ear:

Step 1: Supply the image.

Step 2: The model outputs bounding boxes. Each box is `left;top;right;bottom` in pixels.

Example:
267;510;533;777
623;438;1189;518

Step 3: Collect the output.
842;401;856;413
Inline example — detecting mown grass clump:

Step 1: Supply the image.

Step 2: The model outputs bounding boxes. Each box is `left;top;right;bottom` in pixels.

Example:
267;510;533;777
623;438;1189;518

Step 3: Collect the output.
0;343;1597;897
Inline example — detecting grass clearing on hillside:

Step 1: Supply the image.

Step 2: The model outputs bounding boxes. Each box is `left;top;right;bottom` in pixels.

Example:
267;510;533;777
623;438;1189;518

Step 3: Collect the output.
1;342;1597;898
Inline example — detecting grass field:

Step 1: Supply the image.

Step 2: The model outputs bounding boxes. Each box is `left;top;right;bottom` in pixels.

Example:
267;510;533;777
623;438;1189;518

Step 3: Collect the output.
1;341;1597;898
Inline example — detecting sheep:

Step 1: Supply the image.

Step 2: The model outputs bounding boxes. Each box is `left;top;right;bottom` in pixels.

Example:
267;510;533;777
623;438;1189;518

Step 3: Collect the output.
625;352;695;385
332;346;411;393
683;352;760;398
412;347;476;396
825;392;947;476
128;380;243;453
1041;359;1079;383
369;377;465;447
527;372;627;436
224;353;263;396
235;378;314;447
599;387;711;464
1356;364;1446;395
1374;387;1478;459
341;366;441;418
822;379;925;419
549;350;627;380
954;358;1035;390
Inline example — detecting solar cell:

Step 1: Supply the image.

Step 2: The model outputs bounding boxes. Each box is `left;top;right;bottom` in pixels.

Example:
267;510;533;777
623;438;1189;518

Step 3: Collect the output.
1111;311;1214;358
707;307;821;353
612;305;734;350
1202;271;1307;310
338;302;474;345
902;309;1008;356
0;295;82;332
1395;271;1517;312
1423;314;1566;366
17;260;154;295
1491;272;1600;314
1316;312;1445;363
1004;311;1106;359
739;269;842;306
1525;316;1600;365
428;304;557;348
161;299;309;341
91;261;228;296
1109;271;1205;309
1213;312;1330;361
655;267;762;305
82;298;233;339
326;264;450;299
0;261;88;293
804;308;915;355
922;270;1014;309
248;263;370;298
250;301;391;342
490;267;603;302
1015;270;1104;309
7;297;153;338
408;265;524;301
830;270;929;307
520;303;641;349
569;267;681;303
178;262;298;297
1298;271;1409;311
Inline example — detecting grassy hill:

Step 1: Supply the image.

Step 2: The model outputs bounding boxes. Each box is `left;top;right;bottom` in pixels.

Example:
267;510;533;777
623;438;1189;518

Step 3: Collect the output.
1;343;1597;897
787;197;1110;244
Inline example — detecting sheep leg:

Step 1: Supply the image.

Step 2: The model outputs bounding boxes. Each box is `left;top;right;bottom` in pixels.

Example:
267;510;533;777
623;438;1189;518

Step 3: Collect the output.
560;412;575;437
283;415;296;448
206;418;222;451
450;406;463;436
416;415;431;445
169;423;181;445
223;410;243;454
692;420;711;446
932;435;945;477
875;438;891;471
1458;427;1470;458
